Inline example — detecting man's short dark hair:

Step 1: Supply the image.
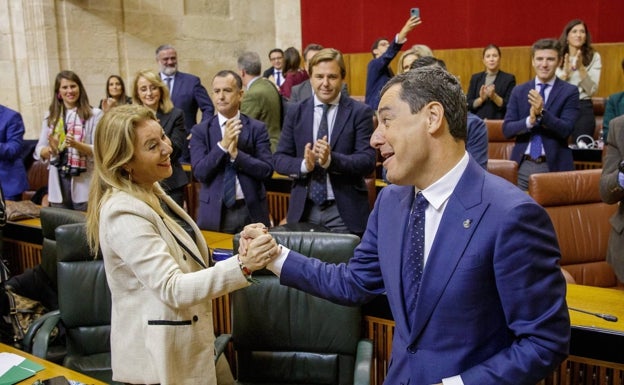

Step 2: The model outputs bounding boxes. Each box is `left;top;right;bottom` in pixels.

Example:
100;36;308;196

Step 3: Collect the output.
531;38;562;58
381;66;467;141
409;56;447;71
303;44;324;60
213;70;243;90
268;48;284;58
370;38;388;57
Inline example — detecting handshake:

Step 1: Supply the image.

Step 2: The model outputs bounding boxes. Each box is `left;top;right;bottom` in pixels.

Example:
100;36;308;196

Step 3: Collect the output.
237;223;281;272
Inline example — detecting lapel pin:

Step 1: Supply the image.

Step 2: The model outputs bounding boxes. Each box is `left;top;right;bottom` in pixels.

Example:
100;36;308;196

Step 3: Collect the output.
463;219;472;229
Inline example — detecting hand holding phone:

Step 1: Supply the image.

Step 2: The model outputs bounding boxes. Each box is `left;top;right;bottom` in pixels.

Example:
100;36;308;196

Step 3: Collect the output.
410;8;420;18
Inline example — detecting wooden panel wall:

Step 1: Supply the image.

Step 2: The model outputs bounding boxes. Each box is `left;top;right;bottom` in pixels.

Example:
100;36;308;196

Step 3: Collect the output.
343;43;624;100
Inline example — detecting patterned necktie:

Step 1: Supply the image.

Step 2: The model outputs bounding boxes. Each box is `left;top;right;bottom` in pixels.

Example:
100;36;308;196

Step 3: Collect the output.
309;104;330;206
530;83;549;159
402;192;428;327
165;77;172;92
223;160;237;208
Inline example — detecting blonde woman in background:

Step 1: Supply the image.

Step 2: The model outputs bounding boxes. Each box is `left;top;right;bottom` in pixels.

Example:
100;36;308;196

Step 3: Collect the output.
397;44;433;74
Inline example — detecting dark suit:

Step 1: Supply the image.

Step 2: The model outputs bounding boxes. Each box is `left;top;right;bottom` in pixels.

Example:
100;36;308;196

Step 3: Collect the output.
262;67;276;79
273;94;376;234
600;115;624;282
466;70;516;120
157;107;188;205
503;77;579;172
279;158;570;384
290;80;350;104
168;71;214;136
190;113;273;231
0;105;28;199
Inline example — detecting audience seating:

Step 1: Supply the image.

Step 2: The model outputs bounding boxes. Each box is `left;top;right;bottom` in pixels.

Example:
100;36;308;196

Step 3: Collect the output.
229;231;372;385
20;140;49;202
528;169;620;287
592;96;606;140
484;119;514;160
486;159;518;185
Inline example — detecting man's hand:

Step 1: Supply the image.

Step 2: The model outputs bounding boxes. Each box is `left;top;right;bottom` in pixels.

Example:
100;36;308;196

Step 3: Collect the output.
304;142;316;172
239;223;269;257
220;118;242;155
313;135;330;166
397;16;422;42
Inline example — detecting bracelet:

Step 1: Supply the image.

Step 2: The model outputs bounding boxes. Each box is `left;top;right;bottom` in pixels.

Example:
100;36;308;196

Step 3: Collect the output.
237;255;256;283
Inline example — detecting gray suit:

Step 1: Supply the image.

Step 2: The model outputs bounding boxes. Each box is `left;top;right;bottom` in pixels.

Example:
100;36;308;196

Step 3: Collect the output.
600;115;624;282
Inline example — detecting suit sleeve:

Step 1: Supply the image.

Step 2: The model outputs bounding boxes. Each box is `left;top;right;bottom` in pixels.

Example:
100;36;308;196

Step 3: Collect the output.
600;119;624;204
466;73;481;111
502;86;530;138
190;123;228;184
167;109;187;163
466;115;488;169
540;86;579;140
193;78;214;122
0;111;25;161
499;74;516;114
273;105;306;178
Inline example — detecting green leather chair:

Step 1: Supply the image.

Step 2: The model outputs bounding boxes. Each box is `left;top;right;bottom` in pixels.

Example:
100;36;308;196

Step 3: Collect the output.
229;231;372;385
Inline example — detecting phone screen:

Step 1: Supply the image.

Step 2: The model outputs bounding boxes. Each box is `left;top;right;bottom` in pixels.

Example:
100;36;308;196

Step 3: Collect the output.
410;8;420;18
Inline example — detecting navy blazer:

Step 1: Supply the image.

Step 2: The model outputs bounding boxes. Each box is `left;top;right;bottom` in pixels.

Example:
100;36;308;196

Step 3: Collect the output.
0;105;29;198
466;70;516;120
503;78;579;172
157;107;188;192
169;71;214;134
280;158;570;384
273;93;376;234
190;113;273;231
365;39;403;110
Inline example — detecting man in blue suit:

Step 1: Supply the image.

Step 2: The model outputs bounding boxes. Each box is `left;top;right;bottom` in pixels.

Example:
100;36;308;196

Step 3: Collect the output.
503;38;580;190
273;48;376;235
156;44;215;161
253;66;570;384
190;70;272;234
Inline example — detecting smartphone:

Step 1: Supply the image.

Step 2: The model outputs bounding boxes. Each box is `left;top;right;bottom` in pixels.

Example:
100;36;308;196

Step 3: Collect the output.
410;7;420;18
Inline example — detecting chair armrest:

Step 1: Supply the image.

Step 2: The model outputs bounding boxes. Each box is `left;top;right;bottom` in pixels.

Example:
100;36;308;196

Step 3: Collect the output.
30;311;62;359
214;333;231;362
354;338;373;385
21;310;60;353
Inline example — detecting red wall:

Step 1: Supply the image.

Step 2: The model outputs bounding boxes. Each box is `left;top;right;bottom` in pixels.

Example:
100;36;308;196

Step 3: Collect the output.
301;1;624;53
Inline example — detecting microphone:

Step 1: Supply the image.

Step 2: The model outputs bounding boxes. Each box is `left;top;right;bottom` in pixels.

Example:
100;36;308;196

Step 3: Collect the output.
569;307;618;322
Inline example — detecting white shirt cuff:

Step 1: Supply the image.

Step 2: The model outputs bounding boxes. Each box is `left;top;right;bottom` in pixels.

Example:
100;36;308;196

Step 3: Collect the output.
266;245;290;276
442;375;463;385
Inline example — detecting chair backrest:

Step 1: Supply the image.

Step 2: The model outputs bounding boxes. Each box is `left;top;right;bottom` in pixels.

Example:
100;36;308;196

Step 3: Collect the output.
528;169;618;287
485;119;514;160
40;207;86;290
231;231;362;384
486;159;518;185
55;223;113;381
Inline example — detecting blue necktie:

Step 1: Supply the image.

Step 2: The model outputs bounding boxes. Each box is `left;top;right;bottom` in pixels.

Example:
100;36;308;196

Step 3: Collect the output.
530;83;549;159
402;192;428;328
275;71;282;87
165;77;172;92
309;104;330;206
223;160;237;208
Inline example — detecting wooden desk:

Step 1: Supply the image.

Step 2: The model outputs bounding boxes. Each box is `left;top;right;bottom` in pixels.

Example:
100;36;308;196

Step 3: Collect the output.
0;343;107;384
202;230;234;251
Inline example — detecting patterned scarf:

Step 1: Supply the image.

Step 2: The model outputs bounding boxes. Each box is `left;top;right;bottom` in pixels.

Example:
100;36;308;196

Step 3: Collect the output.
49;109;87;176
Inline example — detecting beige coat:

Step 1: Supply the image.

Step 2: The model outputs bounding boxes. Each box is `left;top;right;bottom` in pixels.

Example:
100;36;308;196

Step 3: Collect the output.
99;190;247;384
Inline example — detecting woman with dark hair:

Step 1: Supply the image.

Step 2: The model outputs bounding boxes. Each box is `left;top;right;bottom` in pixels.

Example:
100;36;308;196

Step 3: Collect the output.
557;19;602;142
466;44;516;120
279;46;309;99
132;69;188;206
99;74;132;113
34;70;103;211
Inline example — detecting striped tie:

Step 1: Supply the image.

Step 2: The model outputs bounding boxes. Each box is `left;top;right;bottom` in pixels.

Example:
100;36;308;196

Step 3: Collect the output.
309;104;330;205
223;161;236;208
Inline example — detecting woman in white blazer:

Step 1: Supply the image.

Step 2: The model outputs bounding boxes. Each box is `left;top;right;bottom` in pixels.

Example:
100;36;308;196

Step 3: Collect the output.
85;104;279;385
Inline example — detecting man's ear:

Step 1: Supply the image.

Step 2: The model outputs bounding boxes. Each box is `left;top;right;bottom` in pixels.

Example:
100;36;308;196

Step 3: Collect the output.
425;102;445;134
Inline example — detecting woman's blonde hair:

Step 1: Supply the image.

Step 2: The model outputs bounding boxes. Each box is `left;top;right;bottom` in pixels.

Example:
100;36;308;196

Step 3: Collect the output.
397;45;434;74
86;104;168;254
132;69;174;114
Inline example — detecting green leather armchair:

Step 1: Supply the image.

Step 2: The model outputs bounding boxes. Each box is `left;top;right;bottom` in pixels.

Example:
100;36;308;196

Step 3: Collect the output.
228;231;373;385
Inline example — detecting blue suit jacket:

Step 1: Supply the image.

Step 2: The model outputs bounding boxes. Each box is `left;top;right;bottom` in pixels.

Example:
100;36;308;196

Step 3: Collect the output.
0;105;29;198
169;71;214;135
503;78;579;172
190;114;273;231
365;39;403;110
280;159;570;385
273;93;376;234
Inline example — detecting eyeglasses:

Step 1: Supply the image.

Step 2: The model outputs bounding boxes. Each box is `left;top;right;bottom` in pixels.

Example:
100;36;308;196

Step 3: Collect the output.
270;56;283;61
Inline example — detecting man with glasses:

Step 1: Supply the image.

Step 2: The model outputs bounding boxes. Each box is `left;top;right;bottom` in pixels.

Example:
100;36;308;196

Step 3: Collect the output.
263;48;285;87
